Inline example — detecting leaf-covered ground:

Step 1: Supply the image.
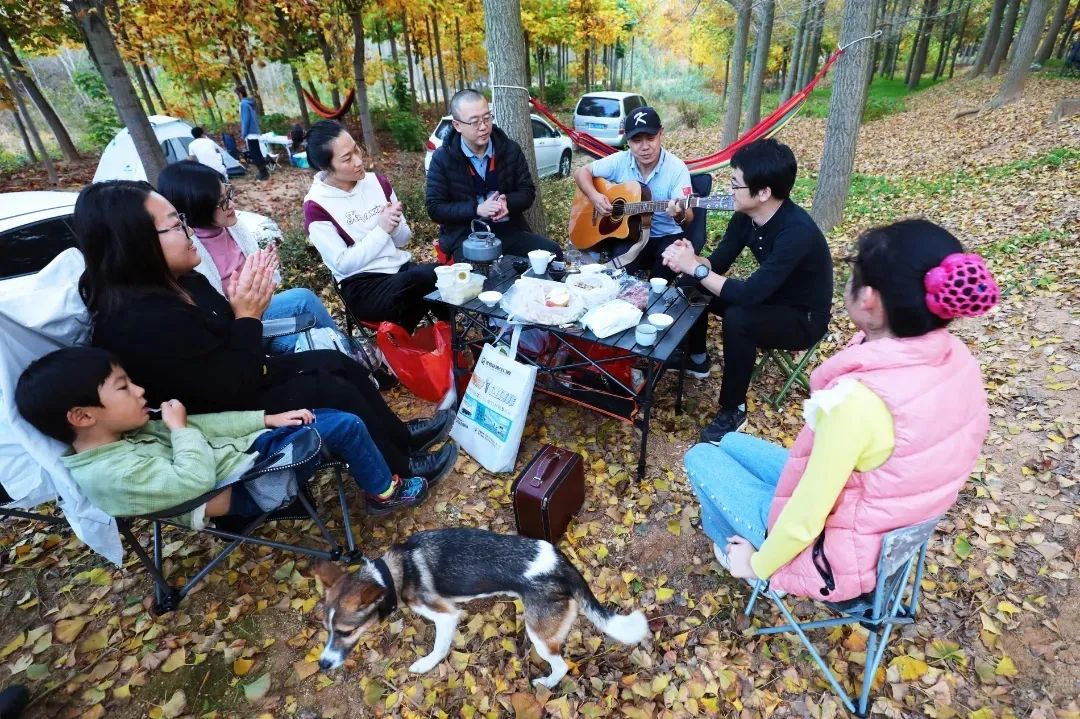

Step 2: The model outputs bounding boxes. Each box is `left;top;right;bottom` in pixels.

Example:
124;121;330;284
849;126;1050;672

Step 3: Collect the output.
1;74;1079;718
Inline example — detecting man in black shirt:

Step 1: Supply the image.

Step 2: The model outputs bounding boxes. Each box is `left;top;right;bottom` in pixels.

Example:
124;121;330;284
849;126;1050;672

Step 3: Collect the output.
662;139;833;443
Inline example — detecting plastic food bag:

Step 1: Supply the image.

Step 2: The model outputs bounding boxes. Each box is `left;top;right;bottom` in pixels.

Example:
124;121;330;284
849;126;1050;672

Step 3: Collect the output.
376;321;453;402
565;272;618;308
500;277;587;326
580;299;643;338
616;276;651;310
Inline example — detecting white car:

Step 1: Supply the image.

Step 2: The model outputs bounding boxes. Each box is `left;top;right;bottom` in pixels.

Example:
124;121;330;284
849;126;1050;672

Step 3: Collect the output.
0;191;282;296
423;114;575;178
573;91;649;148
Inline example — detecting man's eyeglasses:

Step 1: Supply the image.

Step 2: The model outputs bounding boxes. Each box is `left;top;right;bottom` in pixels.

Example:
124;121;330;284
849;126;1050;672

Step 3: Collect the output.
217;185;236;210
157;213;190;236
456;114;493;128
730;181;750;191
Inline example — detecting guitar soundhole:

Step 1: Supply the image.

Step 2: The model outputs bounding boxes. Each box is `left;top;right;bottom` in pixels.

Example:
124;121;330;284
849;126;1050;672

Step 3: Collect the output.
609;199;625;221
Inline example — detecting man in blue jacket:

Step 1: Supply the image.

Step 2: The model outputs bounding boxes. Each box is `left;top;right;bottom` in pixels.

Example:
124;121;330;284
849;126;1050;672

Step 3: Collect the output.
236;86;269;181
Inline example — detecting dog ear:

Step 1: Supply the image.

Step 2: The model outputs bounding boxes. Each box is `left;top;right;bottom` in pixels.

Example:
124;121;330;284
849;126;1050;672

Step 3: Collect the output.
312;561;344;589
358;581;385;606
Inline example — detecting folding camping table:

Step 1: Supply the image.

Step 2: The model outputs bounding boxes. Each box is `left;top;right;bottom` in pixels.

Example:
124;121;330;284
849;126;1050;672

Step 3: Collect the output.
426;257;708;479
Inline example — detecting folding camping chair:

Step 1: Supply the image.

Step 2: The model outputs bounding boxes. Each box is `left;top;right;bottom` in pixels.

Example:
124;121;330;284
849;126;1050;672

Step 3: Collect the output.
750;339;823;409
742;515;942;717
687;173;713;254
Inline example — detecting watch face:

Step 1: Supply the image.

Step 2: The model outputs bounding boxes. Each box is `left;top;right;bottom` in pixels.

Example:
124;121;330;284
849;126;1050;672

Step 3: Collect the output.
694;264;709;280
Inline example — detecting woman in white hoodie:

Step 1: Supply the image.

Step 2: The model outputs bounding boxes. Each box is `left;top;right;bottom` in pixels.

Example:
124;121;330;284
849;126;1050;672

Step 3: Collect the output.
302;120;438;331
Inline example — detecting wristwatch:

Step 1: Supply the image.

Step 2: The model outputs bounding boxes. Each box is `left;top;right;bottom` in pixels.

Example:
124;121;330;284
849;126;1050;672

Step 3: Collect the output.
693;263;710;281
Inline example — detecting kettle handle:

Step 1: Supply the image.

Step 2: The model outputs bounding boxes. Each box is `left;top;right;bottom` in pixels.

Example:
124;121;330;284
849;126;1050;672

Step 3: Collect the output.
471;219;492;234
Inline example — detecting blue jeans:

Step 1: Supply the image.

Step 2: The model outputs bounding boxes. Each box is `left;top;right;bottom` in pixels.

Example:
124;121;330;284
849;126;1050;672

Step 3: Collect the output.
262;288;342;355
685;432;788;548
232;409;394;517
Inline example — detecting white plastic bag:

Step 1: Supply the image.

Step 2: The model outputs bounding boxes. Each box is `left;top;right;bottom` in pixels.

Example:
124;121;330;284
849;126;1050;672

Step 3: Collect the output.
500;277;587;326
450;328;537;473
581;299;643;339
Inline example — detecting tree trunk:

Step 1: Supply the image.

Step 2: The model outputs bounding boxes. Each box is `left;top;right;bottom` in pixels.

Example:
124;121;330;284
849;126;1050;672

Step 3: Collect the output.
745;0;775;128
801;0;826;84
968;0;1007;74
907;0;939;89
1055;0;1080;55
481;0;546;234
0;26;80;161
812;0;875;232
318;31;342;108
348;1;378;154
723;0;752;145
426;19;439;105
402;13;418;107
0;55;55;183
866;0;888;92
72;0;164;183
886;0;915;77
419;22;433;106
455;16;467;88
12;106;39;161
141;54;166;109
1036;0;1072;62
783;0;811;101
629;36;635;87
949;0;973;76
244;64;262;113
988;0;1021;74
933;0;957;80
992;0;1051;105
290;63;311;127
430;14;449;107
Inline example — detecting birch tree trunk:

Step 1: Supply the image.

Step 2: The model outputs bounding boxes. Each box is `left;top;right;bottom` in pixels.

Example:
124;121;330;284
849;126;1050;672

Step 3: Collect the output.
482;0;546;233
812;0;875;232
71;0;164;183
723;0;752;145
745;0;776;128
992;0;1051;105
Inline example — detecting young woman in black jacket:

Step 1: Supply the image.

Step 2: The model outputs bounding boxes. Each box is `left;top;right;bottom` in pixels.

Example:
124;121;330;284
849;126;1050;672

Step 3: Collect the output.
73;180;456;485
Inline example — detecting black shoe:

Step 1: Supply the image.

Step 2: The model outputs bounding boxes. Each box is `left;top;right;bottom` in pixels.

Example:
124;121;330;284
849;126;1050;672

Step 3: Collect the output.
408;441;458;487
373;368;399;391
406;409;453;452
0;684;29;719
699;408;747;444
257;170;270;181
669;351;713;379
366;475;429;517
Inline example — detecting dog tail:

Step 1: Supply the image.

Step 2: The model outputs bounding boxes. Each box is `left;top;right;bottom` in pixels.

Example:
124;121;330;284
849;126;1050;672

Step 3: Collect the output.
567;562;648;645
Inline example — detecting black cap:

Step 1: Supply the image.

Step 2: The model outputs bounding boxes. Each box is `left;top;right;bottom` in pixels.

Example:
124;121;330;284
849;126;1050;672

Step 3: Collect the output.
624;106;662;139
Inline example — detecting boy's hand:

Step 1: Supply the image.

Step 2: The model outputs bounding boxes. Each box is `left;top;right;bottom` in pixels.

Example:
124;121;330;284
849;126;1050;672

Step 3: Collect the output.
160;399;188;430
265;409;315;428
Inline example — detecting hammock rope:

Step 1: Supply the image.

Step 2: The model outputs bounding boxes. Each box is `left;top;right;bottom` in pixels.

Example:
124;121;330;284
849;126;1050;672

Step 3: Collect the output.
530;42;855;175
302;88;356;120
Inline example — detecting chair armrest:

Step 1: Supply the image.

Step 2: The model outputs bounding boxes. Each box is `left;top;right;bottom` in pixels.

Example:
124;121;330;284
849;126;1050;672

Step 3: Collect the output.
261;312;317;339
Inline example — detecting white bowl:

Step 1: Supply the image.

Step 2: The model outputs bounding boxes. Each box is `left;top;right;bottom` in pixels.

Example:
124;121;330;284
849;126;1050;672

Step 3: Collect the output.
478;290;503;308
648;313;674;330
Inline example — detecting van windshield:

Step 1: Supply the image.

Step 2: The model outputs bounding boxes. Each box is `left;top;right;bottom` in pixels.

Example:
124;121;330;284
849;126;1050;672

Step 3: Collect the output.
576;97;621;118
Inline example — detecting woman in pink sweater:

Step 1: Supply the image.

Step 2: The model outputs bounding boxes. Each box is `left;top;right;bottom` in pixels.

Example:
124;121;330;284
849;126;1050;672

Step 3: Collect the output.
686;219;999;601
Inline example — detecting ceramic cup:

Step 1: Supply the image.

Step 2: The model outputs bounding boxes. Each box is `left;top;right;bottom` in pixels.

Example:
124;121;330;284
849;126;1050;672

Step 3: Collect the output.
451;262;473;286
528;250;554;275
635;324;658;347
434;265;455;288
650;277;669;294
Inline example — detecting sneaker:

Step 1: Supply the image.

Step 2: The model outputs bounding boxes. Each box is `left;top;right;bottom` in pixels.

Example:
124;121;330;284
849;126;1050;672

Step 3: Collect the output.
712;542;732;571
699;408;748;444
406;409;453;452
408;440;458;487
668;351;713;379
367;475;429;516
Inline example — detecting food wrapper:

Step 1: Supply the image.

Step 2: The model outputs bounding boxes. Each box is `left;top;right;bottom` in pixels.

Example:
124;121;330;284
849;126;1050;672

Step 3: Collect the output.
500;277;587;326
580;299;643;339
616;276;652;310
565;272;618;308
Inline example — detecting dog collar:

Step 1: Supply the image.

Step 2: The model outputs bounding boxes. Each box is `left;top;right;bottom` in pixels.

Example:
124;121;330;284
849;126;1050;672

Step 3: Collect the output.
373;558;398;619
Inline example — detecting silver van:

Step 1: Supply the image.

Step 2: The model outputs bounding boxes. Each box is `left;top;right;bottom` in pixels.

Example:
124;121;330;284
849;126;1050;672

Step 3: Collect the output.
573;92;649;147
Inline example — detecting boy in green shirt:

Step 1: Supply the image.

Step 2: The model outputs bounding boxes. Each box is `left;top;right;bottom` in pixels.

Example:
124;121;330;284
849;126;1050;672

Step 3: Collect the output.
15;347;429;527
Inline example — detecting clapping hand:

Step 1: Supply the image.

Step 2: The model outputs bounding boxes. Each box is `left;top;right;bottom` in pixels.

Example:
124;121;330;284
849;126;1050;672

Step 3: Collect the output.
661;238;699;275
378;201;404;233
228;249;277;319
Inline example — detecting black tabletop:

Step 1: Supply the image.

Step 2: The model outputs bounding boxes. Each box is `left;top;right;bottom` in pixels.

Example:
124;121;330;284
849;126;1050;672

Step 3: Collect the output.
426;257;708;363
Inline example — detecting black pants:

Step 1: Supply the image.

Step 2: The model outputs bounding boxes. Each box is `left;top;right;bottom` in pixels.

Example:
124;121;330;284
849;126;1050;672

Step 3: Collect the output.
450;226;563;262
688;300;828;411
245;137;269;178
260;350;412;476
608;232;684;280
341;262;439;332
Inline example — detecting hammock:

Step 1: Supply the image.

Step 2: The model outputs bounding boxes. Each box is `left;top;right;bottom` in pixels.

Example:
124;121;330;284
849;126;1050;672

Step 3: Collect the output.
302;88;356;120
530;48;845;176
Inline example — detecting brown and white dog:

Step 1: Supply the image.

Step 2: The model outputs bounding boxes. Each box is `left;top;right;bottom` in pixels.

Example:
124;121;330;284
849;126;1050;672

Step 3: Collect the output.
313;528;648;687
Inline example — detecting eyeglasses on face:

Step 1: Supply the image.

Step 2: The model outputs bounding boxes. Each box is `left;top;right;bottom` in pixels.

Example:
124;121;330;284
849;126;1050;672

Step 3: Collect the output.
730;181;750;191
157;212;190;236
456;114;493;128
217;185;236;210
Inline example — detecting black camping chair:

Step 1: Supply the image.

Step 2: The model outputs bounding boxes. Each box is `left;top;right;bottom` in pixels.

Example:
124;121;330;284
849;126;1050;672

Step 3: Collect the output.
687;173;713;254
0;484;63;526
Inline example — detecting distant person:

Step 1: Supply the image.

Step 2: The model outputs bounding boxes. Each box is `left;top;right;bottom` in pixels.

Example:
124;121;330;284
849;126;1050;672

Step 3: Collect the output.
187;127;228;179
289;123;306;154
236;86;269;181
425;88;562;261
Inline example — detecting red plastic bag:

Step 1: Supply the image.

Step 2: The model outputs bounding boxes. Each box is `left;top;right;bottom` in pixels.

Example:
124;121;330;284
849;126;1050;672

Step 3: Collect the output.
376;321;453;402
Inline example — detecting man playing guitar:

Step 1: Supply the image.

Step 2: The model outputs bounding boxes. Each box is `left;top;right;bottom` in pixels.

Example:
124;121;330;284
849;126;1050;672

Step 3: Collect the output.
573;106;693;278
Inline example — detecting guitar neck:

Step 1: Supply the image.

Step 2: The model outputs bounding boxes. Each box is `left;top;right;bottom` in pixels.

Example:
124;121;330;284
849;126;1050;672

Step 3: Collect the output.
620;194;735;216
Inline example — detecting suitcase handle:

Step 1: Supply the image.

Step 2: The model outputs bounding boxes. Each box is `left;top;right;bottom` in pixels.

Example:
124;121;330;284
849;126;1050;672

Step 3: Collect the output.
530;449;563;487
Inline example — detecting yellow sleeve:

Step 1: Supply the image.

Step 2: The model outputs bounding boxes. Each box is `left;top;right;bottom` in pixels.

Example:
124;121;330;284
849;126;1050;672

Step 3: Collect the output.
749;381;894;580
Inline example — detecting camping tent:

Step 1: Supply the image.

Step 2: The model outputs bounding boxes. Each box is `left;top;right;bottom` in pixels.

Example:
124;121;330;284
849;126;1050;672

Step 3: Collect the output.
93;115;245;183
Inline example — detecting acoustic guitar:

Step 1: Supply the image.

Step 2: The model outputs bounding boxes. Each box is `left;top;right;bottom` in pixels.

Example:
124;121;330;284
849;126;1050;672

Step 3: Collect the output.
569;178;736;250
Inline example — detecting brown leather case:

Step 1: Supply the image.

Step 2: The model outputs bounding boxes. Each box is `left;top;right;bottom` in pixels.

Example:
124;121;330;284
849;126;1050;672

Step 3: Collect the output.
512;445;585;542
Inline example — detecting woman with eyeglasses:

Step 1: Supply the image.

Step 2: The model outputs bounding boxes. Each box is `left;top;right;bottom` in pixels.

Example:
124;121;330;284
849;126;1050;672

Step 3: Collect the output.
73;180;459;488
157;160;342;355
303;120;438;331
